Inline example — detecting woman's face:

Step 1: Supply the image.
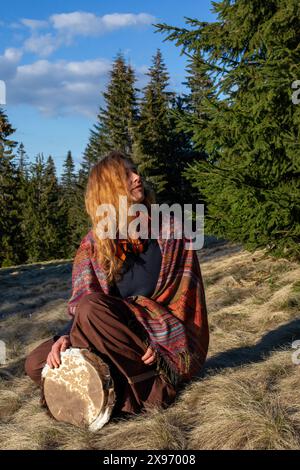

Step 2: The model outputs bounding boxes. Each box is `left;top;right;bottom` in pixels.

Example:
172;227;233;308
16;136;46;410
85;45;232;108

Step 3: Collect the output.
124;160;145;203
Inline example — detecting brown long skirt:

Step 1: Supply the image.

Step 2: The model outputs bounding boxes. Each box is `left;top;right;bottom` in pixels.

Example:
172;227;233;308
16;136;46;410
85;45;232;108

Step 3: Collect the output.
25;292;177;415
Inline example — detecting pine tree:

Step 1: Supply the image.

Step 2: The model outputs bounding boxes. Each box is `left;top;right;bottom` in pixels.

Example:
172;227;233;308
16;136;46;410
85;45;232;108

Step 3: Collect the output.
168;95;204;207
59;151;83;258
180;53;215;158
0;107;19;266
155;0;300;260
82;53;139;182
16;142;29;178
133;49;176;203
61;150;76;189
14;143;31;264
42;155;61;258
167;53;216;209
23;154;60;262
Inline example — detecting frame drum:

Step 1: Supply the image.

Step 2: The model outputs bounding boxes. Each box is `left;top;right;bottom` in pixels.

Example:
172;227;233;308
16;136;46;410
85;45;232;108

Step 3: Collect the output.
42;348;116;431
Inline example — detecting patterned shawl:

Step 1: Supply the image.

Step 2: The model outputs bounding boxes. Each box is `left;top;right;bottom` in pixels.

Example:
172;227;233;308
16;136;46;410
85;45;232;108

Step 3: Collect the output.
114;210;150;263
67;213;209;386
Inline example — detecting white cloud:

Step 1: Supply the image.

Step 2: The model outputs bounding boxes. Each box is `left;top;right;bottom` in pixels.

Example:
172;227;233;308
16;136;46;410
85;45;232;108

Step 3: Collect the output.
8;58;112;117
1;11;156;116
102;13;155;29
15;58;111;80
3;47;23;62
50;11;156;36
23;33;65;57
9;22;23;29
0;47;23;79
50;11;101;36
13;11;156;58
3;55;151;118
21;18;49;30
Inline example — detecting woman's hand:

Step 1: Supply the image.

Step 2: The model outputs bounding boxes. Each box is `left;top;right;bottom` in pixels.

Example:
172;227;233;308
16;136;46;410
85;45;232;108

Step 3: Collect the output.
46;335;71;368
141;346;156;365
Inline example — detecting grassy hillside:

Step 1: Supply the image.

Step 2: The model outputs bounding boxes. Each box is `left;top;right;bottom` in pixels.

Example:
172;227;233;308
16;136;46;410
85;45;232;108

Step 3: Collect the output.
0;243;300;450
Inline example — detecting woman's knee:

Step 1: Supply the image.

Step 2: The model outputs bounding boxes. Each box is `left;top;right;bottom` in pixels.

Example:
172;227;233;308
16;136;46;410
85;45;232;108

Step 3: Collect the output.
76;292;111;322
25;352;40;383
74;292;133;339
25;339;53;384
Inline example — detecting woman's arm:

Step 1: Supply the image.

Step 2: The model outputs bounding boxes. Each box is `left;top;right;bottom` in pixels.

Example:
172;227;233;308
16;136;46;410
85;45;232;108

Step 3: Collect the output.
67;234;104;318
52;234;103;344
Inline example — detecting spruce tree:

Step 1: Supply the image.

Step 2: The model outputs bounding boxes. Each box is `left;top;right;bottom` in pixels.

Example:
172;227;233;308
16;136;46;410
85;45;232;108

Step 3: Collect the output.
168;95;204;207
155;0;300;259
24;154;45;262
133;49;176;203
42;155;61;258
14;143;31;264
82;53;139;181
24;154;60;262
180;53;215;158
59;151;83;258
167;53;216;210
16;142;29;178
61;150;76;189
0;107;19;266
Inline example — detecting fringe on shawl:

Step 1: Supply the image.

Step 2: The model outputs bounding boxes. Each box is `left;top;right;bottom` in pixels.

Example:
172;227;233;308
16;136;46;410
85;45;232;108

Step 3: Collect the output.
126;312;187;388
142;336;190;388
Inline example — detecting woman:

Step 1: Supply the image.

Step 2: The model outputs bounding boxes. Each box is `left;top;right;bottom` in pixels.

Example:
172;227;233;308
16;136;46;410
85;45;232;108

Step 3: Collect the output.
25;150;209;416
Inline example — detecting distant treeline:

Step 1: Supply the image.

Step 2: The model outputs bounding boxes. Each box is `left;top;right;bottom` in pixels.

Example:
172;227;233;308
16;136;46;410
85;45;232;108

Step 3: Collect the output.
0;49;203;267
1;0;299;267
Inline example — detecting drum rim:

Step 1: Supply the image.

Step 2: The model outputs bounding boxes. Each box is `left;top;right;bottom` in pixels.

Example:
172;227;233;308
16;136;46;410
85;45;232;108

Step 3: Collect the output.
42;347;116;429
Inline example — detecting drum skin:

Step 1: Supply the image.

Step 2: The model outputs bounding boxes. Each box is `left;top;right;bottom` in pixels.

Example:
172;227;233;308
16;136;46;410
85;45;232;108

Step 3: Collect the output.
41;348;116;431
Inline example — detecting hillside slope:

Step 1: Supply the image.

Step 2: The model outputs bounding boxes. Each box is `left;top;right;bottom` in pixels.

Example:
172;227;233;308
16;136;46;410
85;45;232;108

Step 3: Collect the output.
0;243;300;450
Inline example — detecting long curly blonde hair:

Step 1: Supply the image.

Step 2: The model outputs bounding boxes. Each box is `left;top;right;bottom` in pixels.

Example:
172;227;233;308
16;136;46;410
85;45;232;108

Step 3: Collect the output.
85;151;156;284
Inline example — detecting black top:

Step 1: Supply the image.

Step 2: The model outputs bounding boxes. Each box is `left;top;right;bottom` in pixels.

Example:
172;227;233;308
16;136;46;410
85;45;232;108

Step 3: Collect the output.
110;238;162;299
54;238;162;340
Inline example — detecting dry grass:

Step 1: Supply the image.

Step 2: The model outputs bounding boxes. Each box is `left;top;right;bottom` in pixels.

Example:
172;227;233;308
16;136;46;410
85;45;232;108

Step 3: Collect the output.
1;244;300;449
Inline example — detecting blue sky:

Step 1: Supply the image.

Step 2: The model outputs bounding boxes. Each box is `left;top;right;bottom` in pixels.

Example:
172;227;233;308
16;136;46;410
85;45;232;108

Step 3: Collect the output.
1;0;215;177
